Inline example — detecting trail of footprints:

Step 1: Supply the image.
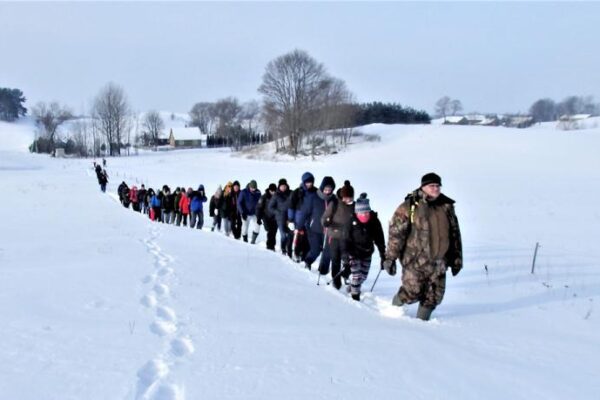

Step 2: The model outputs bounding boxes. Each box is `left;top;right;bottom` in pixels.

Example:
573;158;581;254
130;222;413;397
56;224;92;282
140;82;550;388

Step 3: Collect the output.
136;227;195;400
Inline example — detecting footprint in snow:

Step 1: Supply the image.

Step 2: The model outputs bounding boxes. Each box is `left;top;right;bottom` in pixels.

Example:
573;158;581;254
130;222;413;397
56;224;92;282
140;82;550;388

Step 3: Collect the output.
140;294;157;308
156;306;177;322
135;359;169;399
151;384;183;400
170;337;195;357
157;267;174;277
150;320;177;337
153;283;170;297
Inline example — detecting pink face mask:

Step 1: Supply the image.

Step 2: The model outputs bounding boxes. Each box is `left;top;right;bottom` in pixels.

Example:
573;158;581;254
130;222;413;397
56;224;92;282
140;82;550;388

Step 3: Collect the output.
357;213;371;224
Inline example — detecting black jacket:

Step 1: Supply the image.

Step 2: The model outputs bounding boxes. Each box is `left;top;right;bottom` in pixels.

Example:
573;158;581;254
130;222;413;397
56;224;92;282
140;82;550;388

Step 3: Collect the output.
268;189;291;227
341;211;386;261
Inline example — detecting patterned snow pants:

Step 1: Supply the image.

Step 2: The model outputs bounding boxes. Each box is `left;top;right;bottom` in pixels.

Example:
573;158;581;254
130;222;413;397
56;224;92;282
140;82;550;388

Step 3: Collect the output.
349;256;372;295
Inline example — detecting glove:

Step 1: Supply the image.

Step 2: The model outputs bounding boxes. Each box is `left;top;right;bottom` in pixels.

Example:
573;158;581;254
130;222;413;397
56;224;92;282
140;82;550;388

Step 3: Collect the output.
257;218;262;226
242;213;247;221
383;259;397;276
451;266;460;277
342;262;351;279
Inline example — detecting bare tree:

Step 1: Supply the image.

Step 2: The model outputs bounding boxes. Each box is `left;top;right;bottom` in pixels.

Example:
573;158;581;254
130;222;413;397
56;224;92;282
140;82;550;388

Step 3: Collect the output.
213;97;241;133
239;100;260;136
142;110;164;148
189;102;215;135
259;49;337;155
91;82;131;156
449;99;463;116
70;118;90;157
31;101;73;152
435;96;452;122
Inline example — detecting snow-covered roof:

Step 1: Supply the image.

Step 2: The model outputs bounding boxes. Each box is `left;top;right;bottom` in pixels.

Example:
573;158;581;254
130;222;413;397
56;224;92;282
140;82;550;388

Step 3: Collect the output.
169;127;207;141
560;114;592;121
444;116;467;123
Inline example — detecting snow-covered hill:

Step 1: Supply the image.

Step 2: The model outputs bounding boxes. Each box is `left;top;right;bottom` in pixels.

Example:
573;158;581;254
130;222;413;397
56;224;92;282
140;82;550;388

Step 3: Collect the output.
1;120;599;399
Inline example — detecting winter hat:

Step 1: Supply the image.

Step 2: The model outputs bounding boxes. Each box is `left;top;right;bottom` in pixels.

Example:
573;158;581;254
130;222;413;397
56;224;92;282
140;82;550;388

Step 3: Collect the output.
355;193;371;213
319;176;336;192
215;185;223;197
248;180;257;189
301;172;315;184
278;178;288;187
421;172;442;187
198;184;205;191
268;183;277;192
233;180;240;188
339;180;355;199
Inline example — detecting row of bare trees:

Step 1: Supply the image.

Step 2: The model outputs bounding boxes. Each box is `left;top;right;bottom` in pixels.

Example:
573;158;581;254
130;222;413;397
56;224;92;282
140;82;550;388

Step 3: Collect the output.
187;49;356;156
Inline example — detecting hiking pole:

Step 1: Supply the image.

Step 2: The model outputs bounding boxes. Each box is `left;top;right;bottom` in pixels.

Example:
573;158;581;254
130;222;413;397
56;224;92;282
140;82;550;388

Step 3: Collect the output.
370;268;383;292
317;230;329;286
327;266;348;286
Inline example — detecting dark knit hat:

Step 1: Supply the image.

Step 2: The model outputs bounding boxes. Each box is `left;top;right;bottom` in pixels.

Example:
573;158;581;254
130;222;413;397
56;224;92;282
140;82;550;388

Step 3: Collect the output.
339;180;354;199
233;180;240;188
301;172;315;184
268;183;277;192
355;193;371;213
248;180;257;189
421;172;442;187
319;176;336;192
278;178;288;187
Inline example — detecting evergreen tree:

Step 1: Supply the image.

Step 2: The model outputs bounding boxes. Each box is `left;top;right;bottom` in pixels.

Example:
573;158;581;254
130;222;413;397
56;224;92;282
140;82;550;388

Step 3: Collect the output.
0;88;27;122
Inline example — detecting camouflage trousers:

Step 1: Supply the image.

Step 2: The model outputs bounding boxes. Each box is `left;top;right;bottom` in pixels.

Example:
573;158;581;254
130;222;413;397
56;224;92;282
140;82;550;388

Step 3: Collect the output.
397;259;447;308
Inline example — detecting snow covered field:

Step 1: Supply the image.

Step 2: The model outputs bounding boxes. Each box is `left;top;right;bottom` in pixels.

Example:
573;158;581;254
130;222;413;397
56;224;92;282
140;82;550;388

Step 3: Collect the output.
1;120;599;399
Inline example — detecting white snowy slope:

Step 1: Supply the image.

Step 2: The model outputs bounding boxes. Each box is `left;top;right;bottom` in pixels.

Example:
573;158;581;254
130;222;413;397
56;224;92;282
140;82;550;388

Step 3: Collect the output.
0;121;599;400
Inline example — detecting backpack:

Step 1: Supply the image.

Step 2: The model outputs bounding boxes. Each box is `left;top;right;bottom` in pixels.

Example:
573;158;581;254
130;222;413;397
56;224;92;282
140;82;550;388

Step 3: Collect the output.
151;196;161;208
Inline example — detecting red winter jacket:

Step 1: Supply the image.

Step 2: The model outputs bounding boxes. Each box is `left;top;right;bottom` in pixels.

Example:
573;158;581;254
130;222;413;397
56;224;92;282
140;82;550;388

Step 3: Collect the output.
129;187;138;203
179;194;190;215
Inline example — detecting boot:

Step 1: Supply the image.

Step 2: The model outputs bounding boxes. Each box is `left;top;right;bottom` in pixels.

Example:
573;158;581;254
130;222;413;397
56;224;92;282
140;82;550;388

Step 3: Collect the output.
243;235;248;243
351;293;360;301
392;291;404;307
304;262;312;271
251;232;259;244
416;305;434;321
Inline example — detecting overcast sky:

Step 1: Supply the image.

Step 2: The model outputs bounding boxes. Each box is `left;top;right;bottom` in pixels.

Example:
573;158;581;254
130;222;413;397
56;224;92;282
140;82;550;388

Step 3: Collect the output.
2;2;600;115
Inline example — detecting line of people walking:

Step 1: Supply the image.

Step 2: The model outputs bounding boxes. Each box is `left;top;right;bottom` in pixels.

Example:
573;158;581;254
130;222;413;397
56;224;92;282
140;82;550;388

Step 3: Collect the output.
97;167;463;321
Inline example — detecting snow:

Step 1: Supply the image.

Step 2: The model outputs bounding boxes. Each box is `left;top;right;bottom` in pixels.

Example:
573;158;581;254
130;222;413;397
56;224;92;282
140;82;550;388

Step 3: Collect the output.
1;119;599;399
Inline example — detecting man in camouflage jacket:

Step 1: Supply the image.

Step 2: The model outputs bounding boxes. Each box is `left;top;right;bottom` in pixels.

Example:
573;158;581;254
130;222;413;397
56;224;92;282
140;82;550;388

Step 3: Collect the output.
383;173;462;320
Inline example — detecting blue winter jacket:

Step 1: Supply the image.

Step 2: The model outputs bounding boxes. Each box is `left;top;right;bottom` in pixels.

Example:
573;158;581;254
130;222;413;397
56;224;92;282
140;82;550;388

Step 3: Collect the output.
287;172;317;229
190;185;207;213
237;187;262;217
304;190;336;234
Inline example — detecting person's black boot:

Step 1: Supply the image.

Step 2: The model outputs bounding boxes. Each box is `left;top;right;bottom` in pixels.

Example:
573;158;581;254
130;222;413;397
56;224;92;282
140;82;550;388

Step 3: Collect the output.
416;305;434;321
304;262;312;271
251;232;259;244
243;235;248;243
351;293;360;301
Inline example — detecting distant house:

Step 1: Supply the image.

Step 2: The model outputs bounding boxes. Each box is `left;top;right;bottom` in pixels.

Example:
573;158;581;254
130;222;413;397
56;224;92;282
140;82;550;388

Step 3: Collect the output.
443;116;468;125
465;114;486;125
168;127;207;148
506;116;534;129
557;114;592;130
478;116;502;126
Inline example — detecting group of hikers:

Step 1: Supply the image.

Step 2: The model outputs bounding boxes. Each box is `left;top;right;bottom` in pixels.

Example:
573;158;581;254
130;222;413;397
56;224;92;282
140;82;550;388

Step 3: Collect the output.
95;165;463;321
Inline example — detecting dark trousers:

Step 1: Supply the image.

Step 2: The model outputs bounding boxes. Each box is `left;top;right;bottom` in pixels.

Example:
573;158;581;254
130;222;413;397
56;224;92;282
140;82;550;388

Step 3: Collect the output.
305;231;324;265
328;238;344;289
265;218;277;250
232;215;242;239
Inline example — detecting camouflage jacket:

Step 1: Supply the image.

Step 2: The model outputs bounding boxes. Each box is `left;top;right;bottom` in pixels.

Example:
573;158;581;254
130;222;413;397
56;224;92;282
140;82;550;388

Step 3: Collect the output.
385;189;463;275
